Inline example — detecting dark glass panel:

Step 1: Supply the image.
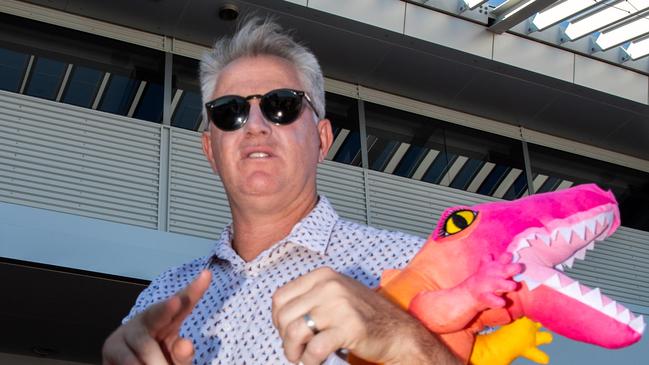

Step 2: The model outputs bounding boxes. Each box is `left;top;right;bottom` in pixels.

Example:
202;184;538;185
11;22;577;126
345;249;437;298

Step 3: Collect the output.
0;13;164;123
394;145;428;178
451;159;483;190
529;144;649;231
365;101;526;198
62;65;102;108
503;172;528;200
25;57;66;100
172;55;202;130
0;48;28;92
325;92;360;166
478;165;510;196
134;82;164;123
99;75;139;115
173;91;203;130
422;151;457;184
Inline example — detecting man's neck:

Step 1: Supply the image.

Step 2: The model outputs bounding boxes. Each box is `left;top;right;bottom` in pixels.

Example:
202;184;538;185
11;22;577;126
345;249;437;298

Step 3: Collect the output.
229;193;319;262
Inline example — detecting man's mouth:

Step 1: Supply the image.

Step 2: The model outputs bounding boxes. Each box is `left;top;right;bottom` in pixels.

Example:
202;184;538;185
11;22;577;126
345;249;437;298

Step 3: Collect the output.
247;152;270;159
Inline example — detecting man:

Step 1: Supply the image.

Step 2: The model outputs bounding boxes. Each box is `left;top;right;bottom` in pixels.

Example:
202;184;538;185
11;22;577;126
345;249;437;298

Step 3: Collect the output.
102;17;465;365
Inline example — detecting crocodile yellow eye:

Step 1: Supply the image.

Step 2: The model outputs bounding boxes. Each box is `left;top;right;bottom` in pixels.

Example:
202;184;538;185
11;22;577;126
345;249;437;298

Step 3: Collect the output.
443;210;476;236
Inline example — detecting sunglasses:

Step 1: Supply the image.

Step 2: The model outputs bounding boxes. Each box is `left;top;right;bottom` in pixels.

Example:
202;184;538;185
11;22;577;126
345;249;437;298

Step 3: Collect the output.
205;88;321;131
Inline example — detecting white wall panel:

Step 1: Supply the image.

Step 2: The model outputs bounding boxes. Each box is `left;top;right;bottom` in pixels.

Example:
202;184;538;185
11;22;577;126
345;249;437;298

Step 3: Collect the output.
0;91;160;228
493;32;574;82
308;0;406;34
574;54;649;104
404;3;493;59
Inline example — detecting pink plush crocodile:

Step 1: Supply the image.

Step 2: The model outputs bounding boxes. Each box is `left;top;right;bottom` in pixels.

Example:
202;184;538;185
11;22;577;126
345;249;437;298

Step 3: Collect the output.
360;184;645;364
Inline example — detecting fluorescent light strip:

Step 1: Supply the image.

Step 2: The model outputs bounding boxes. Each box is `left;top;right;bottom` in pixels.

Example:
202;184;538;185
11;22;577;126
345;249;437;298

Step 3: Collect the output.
532;0;602;31
564;0;649;40
502;0;537;20
596;14;649;50
625;34;649;59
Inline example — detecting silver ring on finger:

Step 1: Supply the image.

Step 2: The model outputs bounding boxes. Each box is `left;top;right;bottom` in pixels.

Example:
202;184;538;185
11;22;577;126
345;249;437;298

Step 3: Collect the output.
303;312;319;335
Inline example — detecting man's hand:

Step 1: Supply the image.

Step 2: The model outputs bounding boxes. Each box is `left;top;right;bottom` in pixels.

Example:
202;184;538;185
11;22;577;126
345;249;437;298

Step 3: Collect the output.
272;267;461;365
102;270;212;365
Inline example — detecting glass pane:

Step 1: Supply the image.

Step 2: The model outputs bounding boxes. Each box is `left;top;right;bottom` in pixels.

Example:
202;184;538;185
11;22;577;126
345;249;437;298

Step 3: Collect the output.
99;74;139;115
0;13;164;124
134;82;164;123
62;65;103;108
172;55;203;130
365;102;527;199
529;144;649;231
0;47;29;92
25;57;66;100
325;92;361;167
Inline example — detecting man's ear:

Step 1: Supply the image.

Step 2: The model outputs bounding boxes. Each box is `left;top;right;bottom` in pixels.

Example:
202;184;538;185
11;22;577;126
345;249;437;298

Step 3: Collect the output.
316;118;334;163
202;130;219;174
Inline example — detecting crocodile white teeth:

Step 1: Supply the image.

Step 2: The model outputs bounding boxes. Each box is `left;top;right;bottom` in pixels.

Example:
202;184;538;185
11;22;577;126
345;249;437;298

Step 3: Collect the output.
630;316;646;333
618;309;631;324
583;288;603;308
602;301;617;317
564;256;575;268
544;274;561;289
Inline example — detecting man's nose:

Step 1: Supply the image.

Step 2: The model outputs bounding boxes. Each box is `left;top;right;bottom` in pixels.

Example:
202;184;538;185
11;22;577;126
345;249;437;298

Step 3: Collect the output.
243;100;272;135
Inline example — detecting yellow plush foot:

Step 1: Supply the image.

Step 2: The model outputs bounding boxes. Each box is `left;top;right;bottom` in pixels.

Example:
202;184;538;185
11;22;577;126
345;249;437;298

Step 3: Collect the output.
470;317;553;365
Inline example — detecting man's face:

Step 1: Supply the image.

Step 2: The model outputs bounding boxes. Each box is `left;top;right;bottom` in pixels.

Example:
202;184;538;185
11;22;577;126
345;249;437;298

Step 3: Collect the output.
202;55;332;206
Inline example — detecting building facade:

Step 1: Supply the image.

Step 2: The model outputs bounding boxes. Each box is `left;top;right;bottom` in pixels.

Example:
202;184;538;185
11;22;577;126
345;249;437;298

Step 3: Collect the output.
0;0;648;364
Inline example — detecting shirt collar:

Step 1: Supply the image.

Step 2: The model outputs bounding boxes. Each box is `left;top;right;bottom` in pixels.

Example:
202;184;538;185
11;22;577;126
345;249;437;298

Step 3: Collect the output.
211;195;339;262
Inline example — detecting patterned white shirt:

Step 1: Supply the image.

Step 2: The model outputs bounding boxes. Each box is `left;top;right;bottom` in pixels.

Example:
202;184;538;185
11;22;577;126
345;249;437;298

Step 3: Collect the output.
124;196;426;364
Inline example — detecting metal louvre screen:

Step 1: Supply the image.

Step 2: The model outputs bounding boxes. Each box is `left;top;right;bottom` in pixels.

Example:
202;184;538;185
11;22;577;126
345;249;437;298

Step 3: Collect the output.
169;128;230;239
317;160;367;224
367;170;498;237
0;91;160;228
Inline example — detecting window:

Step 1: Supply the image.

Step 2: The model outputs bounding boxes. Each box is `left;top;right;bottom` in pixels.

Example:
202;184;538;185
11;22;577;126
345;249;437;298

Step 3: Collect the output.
364;102;528;199
172;55;203;131
528;144;649;231
324;92;361;166
0;13;165;124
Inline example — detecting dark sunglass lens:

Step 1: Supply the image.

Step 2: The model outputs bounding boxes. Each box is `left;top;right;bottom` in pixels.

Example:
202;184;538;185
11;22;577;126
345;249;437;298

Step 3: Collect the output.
261;90;302;124
209;96;249;131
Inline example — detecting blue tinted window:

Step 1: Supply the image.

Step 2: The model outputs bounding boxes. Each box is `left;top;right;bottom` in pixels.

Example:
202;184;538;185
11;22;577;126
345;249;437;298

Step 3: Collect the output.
422;151;456;184
369;139;399;171
62;66;102;108
99;74;138;115
478;165;510;196
25;57;66;100
503;172;528;200
394;145;427;177
0;48;29;92
538;176;561;193
450;158;483;190
134;82;163;123
334;130;361;164
172;91;202;130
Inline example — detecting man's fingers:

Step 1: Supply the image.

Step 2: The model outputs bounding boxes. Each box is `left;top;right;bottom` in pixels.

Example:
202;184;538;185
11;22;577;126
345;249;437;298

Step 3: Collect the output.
171;337;196;365
272;267;337;327
300;330;342;365
160;270;212;338
140;295;183;334
124;325;168;365
281;311;319;362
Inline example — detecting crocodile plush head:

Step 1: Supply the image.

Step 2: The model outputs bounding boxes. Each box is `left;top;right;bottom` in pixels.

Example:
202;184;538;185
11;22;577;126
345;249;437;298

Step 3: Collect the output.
424;183;644;349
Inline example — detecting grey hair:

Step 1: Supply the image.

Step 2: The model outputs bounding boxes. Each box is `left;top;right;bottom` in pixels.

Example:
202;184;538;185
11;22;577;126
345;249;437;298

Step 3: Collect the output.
199;17;325;128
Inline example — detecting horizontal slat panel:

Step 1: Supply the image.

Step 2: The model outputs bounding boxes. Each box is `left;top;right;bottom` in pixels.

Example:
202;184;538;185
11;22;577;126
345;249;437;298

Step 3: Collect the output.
317;160;366;223
0;91;160;228
368;170;495;237
169;129;230;238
